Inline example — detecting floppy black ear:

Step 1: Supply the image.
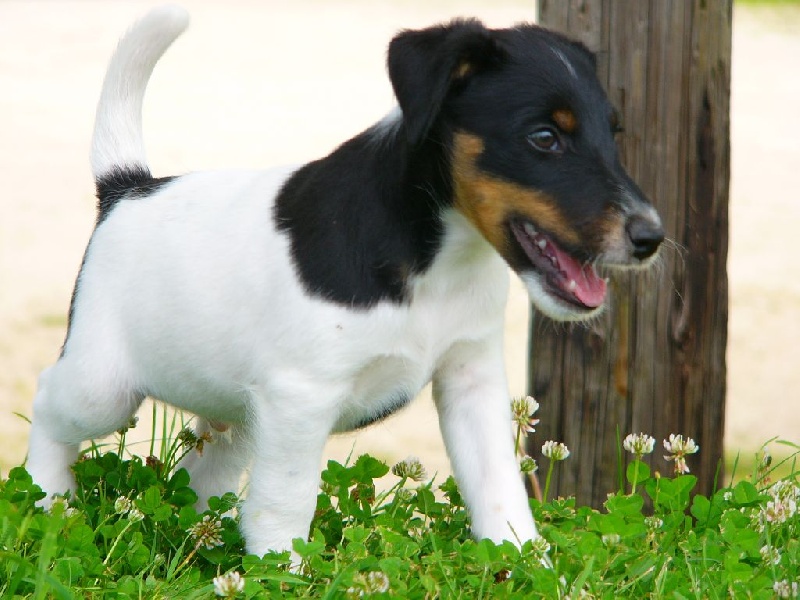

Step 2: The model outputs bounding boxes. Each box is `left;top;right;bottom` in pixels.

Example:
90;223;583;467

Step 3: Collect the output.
387;19;507;146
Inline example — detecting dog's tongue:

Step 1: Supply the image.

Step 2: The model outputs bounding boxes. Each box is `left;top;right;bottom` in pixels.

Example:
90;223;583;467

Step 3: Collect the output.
552;246;607;308
512;221;607;308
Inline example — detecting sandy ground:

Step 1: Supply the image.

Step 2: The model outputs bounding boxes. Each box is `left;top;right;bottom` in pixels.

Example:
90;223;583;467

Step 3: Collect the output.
1;1;798;480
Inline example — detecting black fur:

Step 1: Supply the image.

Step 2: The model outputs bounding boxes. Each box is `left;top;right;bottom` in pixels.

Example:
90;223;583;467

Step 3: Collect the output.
388;19;507;146
275;20;508;308
347;392;412;431
278;19;659;309
95;165;175;224
274;128;450;307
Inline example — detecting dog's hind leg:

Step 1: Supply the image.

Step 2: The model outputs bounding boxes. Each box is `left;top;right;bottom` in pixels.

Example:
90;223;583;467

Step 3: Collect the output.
176;418;253;510
27;350;143;506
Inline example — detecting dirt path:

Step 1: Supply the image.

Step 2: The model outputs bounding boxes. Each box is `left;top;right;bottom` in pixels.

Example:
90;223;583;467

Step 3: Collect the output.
1;1;798;479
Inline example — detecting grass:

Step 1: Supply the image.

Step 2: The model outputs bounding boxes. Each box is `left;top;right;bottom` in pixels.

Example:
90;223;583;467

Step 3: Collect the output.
0;405;798;598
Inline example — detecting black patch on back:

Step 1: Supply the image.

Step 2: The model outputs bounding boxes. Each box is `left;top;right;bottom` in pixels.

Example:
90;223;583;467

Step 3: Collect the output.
95;165;176;224
274;130;451;307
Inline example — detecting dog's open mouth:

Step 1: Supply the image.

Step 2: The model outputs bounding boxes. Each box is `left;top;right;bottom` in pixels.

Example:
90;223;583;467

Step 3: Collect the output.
510;219;607;310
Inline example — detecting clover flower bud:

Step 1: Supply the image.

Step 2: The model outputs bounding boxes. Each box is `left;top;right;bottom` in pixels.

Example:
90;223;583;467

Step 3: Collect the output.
391;457;427;482
541;440;570;461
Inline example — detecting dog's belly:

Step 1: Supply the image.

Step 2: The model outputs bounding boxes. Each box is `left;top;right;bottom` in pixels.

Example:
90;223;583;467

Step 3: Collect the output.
332;355;428;433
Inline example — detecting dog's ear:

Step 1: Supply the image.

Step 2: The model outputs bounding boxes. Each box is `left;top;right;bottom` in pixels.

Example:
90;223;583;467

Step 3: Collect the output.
388;19;507;146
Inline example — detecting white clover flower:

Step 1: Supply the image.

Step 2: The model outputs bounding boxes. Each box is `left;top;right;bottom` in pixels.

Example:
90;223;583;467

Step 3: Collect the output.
623;433;656;458
48;496;78;518
602;533;621;547
769;480;800;504
519;455;538;474
723;490;733;502
188;515;224;550
663;434;699;456
542;440;570;461
773;579;799;599
114;496;133;515
760;544;781;566
395;487;414;503
365;571;390;594
530;536;551;556
213;571;245;597
663;434;699;475
644;516;663;532
511;395;540;435
763;498;797;525
391;457;427;482
127;507;145;523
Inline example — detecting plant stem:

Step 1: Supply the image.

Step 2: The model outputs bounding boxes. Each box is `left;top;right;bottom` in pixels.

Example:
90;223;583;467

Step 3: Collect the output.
631;458;640;495
543;460;555;502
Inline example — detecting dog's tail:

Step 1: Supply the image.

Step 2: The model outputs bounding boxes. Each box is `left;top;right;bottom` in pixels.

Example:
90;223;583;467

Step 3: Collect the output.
90;4;189;181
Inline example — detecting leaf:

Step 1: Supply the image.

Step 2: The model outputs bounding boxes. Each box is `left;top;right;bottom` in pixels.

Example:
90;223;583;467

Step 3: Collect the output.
352;454;390;482
690;494;710;522
604;493;644;517
293;529;326;559
137;486;163;515
732;480;759;505
626;460;651;485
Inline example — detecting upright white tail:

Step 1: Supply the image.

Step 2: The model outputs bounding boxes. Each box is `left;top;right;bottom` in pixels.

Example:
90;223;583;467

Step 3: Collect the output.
91;4;189;179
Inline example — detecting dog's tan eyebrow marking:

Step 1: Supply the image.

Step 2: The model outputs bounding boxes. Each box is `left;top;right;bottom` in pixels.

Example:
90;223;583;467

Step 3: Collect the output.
552;109;578;134
451;132;579;251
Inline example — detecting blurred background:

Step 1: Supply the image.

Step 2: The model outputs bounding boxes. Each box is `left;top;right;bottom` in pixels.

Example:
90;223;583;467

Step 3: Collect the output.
1;0;798;480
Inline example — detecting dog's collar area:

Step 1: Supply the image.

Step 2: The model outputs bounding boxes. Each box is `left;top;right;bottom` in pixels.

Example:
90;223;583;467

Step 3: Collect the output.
510;219;606;309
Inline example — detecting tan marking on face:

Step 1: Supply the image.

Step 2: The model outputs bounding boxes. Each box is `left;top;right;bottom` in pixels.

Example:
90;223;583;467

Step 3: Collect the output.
451;132;580;252
598;210;629;262
552;109;578;134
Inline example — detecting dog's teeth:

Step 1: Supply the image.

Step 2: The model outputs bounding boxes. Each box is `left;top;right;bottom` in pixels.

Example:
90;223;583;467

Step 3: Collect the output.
536;238;547;250
568;280;577;291
524;222;537;237
604;277;610;283
550;256;558;265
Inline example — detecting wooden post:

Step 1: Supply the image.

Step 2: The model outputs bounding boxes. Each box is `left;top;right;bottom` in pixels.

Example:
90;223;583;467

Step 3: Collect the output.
530;1;732;506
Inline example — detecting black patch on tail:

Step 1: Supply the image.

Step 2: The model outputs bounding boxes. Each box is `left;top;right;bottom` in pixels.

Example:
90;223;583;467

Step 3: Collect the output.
95;165;175;224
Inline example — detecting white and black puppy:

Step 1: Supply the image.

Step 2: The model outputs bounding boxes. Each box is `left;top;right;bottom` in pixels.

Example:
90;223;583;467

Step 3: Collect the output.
27;5;663;557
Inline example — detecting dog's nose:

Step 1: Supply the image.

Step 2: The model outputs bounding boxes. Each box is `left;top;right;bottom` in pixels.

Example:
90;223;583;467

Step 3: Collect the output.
626;216;664;260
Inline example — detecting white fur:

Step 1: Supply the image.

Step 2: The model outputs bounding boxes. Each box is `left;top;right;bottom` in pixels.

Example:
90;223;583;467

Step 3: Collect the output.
91;4;189;177
27;6;539;557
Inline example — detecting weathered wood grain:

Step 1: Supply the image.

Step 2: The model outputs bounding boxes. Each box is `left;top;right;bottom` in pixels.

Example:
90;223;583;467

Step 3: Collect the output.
531;0;731;505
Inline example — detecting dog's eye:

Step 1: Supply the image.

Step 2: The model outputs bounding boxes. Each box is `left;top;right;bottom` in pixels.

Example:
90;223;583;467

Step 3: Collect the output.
527;128;562;153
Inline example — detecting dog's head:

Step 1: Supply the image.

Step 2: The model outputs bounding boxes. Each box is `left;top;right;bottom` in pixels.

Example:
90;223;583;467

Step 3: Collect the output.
389;20;663;321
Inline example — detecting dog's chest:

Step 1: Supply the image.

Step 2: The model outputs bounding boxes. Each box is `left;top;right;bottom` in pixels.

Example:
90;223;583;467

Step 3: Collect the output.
331;229;510;432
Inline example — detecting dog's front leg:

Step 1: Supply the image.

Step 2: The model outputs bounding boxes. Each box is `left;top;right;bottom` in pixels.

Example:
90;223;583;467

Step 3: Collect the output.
433;338;538;546
239;383;341;560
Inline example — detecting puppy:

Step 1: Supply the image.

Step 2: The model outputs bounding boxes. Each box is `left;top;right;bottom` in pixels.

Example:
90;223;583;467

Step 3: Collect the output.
27;5;663;557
